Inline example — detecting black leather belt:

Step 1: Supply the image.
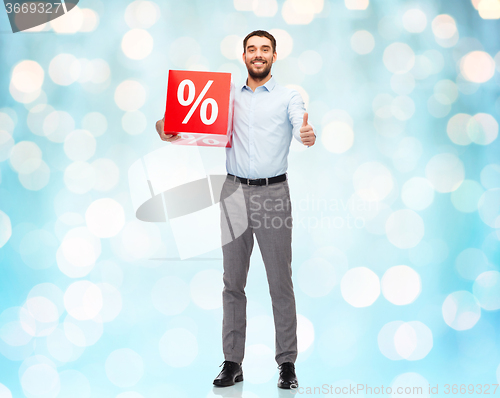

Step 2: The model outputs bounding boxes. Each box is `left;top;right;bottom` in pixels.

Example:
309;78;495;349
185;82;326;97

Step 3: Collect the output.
228;173;287;186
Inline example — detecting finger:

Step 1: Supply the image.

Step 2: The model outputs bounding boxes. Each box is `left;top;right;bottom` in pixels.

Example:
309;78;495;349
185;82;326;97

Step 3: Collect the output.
302;112;308;127
156;118;164;132
168;134;181;142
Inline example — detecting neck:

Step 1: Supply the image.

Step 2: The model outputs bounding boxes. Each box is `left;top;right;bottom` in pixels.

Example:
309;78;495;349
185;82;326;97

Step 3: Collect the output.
246;73;272;92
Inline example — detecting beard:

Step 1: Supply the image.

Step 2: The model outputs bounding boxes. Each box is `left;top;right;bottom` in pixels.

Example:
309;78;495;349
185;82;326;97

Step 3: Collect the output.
246;60;273;79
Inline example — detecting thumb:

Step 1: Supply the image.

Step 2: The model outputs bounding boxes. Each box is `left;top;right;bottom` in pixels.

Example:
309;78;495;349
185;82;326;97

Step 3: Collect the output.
302;112;308;127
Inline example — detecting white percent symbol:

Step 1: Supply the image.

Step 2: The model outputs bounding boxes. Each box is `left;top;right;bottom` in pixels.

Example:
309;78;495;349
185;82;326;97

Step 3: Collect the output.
177;79;219;125
183;133;220;146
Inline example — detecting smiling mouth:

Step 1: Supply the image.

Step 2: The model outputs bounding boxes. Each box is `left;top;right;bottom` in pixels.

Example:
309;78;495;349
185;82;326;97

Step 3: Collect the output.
252;61;266;66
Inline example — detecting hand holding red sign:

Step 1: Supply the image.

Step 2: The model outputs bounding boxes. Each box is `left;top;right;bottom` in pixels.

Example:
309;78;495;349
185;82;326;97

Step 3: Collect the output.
161;70;234;147
156;118;181;142
299;112;316;147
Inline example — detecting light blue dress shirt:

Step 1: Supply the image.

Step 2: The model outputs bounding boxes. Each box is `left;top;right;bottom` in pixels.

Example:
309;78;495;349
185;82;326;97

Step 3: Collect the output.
225;76;312;179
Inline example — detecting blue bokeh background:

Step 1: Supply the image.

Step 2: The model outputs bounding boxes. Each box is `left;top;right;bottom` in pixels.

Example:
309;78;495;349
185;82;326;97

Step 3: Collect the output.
1;0;500;397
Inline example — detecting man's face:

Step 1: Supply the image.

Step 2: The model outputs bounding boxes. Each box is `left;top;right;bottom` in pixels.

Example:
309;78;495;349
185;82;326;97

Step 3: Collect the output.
242;35;277;79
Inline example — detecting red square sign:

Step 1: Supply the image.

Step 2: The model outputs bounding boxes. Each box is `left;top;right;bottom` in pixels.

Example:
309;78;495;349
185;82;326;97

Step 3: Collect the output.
164;70;234;147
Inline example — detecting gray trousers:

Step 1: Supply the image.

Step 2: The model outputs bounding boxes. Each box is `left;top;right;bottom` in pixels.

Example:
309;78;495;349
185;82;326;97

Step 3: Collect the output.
219;174;298;366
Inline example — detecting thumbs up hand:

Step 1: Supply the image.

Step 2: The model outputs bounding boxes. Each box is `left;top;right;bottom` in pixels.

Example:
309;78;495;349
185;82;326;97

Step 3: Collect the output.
299;112;316;147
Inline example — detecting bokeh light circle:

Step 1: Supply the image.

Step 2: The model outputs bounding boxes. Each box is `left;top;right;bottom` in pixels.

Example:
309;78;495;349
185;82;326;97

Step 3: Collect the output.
0;384;12;398
298;258;339;297
350;30;375;54
63;314;103;347
19;160;51;191
450;179;484;213
122;29;154;60
402;9;427;33
51;5;84;33
64;161;97;194
442;291;481;330
9;141;42;174
63;130;96;161
401;177;434;210
480;164;500;189
122;110;147;135
395;321;433;360
125;0;160;29
11;60;44;93
252;0;278;17
190;269;223;310
64;280;103;321
297;314;315;353
385;209;425;249
477;188;500;227
353;162;394;202
20;363;60;398
91;158;120;191
95;282;121;322
105;348;144;388
467;113;498;145
456;248;492;281
49;54;80;86
321;121;354;153
383;42;415;74
447;113;473;145
114;80;146;111
381;265;422;305
340;267;380;307
473;271;500;310
432;14;457;39
82;112;107;137
425;153;465;193
85;198;125;238
298;50;323;74
269;29;293;60
43;110;75;143
460;51;496;83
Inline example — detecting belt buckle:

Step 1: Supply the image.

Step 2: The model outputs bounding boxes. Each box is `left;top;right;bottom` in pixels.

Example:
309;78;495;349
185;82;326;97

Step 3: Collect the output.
247;178;250;186
265;177;269;186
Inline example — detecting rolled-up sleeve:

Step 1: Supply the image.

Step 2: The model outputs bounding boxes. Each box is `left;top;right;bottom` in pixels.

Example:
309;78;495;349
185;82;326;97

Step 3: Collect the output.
287;90;316;146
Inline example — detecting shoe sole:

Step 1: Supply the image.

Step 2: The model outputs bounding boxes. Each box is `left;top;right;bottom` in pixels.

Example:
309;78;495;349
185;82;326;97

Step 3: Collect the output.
213;374;244;387
278;382;298;389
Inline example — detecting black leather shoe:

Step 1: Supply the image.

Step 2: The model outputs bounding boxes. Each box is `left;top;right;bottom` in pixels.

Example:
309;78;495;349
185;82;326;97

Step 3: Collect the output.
213;360;243;387
277;362;298;389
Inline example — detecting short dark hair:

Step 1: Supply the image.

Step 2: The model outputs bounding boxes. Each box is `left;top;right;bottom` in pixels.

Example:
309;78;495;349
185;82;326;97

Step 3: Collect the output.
243;30;276;54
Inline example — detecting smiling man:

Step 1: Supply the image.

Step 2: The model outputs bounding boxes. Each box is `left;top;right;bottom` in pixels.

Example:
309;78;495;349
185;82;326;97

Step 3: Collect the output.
156;29;315;390
213;30;316;390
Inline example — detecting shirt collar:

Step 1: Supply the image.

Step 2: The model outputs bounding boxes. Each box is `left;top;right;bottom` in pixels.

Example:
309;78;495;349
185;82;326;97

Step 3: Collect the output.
241;76;276;92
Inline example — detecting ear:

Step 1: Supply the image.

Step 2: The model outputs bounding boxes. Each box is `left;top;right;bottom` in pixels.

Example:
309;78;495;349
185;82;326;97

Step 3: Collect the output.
242;52;246;64
272;51;277;64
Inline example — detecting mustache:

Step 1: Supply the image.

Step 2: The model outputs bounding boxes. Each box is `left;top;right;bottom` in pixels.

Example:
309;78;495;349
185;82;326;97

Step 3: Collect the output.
251;59;266;63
